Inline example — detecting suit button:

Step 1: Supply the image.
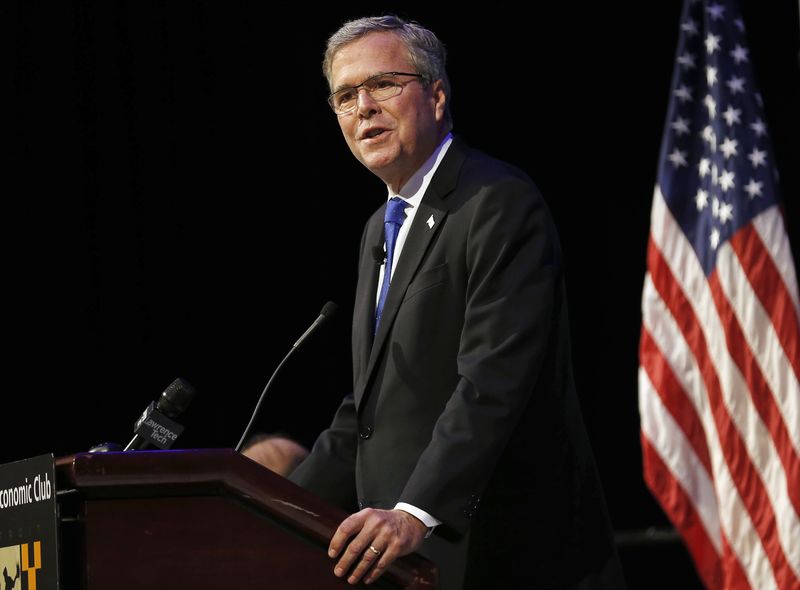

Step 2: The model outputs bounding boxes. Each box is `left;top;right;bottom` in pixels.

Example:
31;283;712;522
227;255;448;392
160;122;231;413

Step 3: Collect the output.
359;425;373;439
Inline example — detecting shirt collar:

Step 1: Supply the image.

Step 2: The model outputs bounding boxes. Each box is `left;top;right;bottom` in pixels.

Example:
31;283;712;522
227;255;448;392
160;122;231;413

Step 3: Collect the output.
386;133;454;209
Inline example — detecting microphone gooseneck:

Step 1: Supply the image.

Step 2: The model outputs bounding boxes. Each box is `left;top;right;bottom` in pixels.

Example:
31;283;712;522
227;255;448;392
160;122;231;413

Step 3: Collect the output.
235;302;337;453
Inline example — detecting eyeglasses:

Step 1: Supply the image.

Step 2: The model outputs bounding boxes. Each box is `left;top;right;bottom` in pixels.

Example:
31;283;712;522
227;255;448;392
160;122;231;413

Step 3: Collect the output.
327;72;425;115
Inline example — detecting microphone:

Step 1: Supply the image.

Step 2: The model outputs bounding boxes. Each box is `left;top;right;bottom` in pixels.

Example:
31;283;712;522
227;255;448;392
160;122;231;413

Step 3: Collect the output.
294;301;338;349
372;245;386;264
235;301;337;453
123;378;197;451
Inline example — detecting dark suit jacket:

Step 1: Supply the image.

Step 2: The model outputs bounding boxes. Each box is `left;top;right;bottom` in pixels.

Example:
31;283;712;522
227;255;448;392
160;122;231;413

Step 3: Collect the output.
291;138;624;589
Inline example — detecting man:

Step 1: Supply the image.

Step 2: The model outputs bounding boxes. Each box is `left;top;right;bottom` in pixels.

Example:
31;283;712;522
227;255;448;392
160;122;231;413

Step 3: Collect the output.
290;15;624;589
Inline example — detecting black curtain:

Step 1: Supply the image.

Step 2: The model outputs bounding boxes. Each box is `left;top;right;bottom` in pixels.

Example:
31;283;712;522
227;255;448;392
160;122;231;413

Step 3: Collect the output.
8;2;800;587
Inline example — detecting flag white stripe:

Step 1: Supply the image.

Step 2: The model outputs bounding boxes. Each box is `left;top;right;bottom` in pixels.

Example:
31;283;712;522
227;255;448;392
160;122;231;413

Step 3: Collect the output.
752;209;800;318
641;273;714;431
639;365;723;554
642;273;763;571
716;232;800;456
642;274;777;590
651;186;800;583
642;269;777;590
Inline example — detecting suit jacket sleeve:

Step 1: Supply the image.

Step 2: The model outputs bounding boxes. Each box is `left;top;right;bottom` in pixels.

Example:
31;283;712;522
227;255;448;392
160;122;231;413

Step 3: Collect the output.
288;392;359;511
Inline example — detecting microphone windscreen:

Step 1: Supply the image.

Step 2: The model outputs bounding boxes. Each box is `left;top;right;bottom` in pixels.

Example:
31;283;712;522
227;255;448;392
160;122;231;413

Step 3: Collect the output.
321;301;338;319
156;377;196;417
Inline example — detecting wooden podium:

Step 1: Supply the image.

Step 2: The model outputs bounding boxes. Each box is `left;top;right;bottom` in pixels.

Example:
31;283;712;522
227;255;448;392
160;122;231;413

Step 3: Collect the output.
55;449;437;589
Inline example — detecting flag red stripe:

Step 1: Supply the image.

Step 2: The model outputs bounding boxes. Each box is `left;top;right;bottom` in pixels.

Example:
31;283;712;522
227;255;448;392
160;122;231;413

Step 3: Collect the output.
640;325;713;475
730;223;800;383
648;236;799;589
641;433;726;589
707;271;800;518
720;534;757;590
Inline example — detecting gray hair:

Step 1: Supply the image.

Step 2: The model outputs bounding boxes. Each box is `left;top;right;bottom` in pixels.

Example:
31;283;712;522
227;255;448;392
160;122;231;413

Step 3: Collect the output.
323;15;452;125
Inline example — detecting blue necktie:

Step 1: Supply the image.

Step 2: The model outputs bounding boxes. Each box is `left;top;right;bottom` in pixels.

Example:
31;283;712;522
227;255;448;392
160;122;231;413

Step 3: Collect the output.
375;197;407;333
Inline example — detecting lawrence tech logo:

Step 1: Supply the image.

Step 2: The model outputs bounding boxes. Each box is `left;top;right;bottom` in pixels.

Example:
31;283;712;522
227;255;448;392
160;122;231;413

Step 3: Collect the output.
0;542;41;590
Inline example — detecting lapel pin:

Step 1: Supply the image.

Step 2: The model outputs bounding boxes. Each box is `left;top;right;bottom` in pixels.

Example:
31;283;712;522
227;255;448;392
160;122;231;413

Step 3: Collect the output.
426;215;435;229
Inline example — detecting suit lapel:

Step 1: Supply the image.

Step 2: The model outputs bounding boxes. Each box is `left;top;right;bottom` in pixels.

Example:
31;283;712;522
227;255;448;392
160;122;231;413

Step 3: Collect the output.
367;199;446;365
354;138;468;410
352;213;383;395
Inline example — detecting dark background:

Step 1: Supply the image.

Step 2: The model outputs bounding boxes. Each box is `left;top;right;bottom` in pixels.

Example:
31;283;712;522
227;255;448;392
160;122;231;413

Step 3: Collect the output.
8;2;800;587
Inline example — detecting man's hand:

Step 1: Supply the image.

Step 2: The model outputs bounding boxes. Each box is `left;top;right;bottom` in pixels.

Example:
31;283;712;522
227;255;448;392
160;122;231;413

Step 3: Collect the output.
328;508;427;585
241;435;309;477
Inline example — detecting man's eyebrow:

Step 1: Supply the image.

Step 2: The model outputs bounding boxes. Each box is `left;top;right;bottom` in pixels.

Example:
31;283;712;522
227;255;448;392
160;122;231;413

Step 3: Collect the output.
331;72;385;94
331;81;355;93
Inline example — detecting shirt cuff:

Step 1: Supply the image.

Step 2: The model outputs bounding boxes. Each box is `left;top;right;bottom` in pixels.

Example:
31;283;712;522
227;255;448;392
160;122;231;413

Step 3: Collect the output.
394;502;441;538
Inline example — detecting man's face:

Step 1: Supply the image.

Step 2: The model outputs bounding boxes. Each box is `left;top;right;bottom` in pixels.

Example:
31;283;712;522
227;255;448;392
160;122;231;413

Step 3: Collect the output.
330;32;447;191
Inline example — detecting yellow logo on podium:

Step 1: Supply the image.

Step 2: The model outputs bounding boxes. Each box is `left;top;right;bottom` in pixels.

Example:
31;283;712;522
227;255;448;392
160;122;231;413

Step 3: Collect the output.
0;541;42;590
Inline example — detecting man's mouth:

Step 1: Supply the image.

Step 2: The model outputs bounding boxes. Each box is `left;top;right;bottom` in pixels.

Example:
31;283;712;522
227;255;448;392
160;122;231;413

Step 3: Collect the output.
363;128;387;139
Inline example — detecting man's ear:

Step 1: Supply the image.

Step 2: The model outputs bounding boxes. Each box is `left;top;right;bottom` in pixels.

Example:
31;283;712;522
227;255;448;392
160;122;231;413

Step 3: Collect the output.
430;79;447;122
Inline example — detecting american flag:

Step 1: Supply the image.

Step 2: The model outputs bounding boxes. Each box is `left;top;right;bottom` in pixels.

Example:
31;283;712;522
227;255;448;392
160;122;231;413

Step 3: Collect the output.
638;0;800;588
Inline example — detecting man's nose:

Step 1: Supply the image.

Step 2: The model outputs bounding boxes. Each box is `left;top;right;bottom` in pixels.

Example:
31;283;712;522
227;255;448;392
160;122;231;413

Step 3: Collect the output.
356;89;380;117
